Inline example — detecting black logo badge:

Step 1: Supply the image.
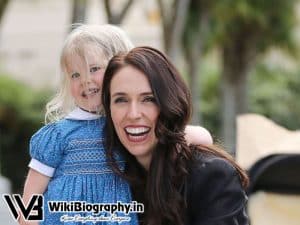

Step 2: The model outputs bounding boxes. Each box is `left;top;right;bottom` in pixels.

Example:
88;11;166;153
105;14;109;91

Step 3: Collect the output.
2;194;43;221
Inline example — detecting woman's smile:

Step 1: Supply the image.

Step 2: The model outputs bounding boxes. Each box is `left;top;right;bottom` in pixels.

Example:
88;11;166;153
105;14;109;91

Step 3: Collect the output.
124;125;151;142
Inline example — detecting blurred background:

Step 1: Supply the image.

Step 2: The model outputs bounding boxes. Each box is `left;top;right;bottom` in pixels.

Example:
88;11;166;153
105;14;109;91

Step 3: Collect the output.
0;0;300;224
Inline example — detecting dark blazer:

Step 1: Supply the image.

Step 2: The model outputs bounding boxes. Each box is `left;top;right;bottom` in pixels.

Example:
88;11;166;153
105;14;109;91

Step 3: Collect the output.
185;152;249;225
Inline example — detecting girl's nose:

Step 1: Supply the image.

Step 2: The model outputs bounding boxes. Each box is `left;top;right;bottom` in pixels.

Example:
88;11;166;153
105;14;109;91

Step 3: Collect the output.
81;74;91;85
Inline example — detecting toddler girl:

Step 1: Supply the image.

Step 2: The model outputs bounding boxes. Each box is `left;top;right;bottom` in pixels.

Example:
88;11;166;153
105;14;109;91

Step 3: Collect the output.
21;24;137;225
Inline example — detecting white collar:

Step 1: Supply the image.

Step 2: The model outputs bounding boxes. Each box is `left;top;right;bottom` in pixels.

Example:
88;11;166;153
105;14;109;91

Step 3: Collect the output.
65;107;102;120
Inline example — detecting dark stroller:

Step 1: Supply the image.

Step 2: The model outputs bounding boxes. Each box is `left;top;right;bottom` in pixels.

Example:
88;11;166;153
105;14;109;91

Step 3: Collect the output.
246;153;300;225
236;114;300;225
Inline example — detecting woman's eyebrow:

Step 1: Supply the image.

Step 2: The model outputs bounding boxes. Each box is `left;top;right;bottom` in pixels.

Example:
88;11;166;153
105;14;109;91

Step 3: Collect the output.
111;91;154;98
140;92;153;95
111;92;126;97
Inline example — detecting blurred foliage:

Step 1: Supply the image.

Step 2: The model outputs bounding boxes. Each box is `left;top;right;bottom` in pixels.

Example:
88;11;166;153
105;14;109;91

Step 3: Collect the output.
199;57;221;141
0;74;51;193
213;0;297;54
198;56;300;140
180;0;298;152
249;62;300;130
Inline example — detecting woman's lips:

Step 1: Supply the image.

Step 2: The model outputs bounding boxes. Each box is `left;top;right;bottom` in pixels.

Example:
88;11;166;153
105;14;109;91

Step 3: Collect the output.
124;126;150;143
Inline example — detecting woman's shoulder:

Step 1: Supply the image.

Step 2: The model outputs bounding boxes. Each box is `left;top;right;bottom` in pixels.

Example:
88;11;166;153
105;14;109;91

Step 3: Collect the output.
190;149;237;176
186;148;249;224
187;148;246;206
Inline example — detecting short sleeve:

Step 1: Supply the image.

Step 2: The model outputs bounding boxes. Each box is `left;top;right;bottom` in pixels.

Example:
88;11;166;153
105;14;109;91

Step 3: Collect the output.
187;156;249;225
29;123;64;177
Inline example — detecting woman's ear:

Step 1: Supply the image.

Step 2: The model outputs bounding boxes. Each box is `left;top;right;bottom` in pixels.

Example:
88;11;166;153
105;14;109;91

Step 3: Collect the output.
184;125;213;145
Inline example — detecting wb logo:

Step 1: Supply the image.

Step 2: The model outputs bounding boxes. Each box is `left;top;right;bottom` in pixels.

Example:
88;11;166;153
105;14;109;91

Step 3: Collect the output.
2;194;43;221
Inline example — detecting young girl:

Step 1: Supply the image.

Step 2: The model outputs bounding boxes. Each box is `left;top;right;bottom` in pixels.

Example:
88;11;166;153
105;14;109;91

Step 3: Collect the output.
21;24;138;225
21;24;213;225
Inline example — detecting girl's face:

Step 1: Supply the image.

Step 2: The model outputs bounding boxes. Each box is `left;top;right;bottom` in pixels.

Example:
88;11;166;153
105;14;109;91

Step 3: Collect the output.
67;50;106;112
110;66;160;170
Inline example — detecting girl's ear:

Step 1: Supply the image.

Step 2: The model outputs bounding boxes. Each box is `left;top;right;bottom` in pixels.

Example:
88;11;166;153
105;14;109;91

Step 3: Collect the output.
184;125;213;145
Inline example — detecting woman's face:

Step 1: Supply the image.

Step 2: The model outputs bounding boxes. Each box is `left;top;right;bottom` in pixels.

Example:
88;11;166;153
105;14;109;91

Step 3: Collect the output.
110;65;160;169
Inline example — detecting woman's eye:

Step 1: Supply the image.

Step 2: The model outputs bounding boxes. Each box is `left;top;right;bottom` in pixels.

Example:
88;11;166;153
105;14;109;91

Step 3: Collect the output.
114;97;127;103
90;66;101;73
143;96;156;103
71;72;80;79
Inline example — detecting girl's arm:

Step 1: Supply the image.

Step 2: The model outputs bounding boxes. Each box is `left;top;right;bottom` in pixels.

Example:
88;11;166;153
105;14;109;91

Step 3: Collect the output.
185;125;213;145
19;169;50;225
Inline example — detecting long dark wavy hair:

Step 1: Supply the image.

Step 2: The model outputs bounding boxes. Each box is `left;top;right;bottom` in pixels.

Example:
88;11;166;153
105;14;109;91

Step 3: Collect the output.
101;46;249;225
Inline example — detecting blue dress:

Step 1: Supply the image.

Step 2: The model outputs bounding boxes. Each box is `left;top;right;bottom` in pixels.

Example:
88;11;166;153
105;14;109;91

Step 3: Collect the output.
29;108;139;224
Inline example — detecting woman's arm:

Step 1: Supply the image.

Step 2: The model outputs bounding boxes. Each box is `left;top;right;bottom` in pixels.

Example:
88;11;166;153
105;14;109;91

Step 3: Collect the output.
187;156;249;225
19;169;50;225
184;125;213;145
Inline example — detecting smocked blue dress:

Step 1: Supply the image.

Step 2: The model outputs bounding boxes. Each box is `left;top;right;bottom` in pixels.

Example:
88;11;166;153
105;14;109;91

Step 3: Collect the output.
28;108;139;224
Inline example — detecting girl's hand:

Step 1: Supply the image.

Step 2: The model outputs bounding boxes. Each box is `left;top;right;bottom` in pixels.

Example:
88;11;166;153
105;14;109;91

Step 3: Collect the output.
184;125;213;145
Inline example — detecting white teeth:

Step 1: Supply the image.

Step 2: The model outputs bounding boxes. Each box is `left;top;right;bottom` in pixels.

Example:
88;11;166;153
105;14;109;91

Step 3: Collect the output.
125;127;150;135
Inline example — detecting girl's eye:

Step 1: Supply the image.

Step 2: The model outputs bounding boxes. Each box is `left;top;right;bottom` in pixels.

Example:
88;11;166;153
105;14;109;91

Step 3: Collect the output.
143;96;156;103
114;97;128;104
90;66;101;73
71;72;80;79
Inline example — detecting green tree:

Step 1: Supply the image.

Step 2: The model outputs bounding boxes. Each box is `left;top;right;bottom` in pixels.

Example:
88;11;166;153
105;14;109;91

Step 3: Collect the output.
0;0;9;25
104;0;134;24
157;0;190;62
213;0;297;154
182;0;213;124
250;63;300;130
71;0;88;26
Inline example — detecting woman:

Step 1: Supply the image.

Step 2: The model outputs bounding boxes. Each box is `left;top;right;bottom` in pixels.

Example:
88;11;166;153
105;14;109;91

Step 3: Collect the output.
102;46;249;225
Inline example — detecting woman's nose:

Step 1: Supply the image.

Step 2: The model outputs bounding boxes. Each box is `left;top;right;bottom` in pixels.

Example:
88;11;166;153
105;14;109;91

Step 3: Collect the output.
127;102;142;120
